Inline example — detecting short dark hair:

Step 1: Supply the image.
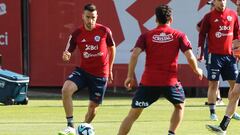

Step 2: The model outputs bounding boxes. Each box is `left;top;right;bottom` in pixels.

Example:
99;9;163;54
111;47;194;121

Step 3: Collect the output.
207;1;214;7
155;5;172;24
84;3;97;12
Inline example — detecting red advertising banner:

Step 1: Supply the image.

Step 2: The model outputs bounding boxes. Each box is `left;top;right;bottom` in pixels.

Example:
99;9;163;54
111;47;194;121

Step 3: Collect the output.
0;0;22;73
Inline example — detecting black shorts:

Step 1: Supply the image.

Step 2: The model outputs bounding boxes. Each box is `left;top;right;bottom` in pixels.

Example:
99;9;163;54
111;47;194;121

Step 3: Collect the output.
131;82;185;108
206;54;238;81
67;67;107;104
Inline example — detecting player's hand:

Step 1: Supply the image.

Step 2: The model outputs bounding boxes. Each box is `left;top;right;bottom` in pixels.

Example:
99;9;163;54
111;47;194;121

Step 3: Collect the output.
197;47;204;62
124;77;135;91
108;70;113;83
197;56;204;62
232;40;240;59
232;39;240;49
62;51;71;61
195;67;203;80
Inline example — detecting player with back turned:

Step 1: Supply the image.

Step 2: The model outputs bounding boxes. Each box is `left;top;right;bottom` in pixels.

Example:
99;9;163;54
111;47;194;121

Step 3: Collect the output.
117;4;203;135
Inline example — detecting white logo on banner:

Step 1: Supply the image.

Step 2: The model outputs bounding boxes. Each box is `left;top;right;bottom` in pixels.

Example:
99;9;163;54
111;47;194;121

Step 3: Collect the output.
0;32;8;46
0;3;7;16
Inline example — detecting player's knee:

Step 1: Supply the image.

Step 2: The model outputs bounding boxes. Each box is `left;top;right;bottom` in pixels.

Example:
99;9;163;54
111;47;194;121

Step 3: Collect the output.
89;102;99;110
61;87;71;97
208;82;218;90
62;85;75;97
174;103;184;110
62;81;77;96
230;90;240;99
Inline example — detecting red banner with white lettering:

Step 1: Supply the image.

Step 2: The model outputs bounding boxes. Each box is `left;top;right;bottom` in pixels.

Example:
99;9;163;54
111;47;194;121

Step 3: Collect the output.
0;0;22;73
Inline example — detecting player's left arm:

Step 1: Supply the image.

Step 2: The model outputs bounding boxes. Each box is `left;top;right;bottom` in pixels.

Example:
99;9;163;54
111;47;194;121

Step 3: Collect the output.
184;50;203;80
233;13;239;40
106;28;116;83
180;33;203;80
107;45;116;83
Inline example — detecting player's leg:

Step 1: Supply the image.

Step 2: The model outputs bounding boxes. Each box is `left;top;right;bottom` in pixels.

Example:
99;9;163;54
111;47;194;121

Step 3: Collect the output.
85;73;107;123
169;103;184;134
62;80;78;127
219;83;240;131
226;83;240;120
59;81;79;135
164;83;185;135
216;85;224;105
59;68;86;135
118;86;159;135
206;83;240;135
206;63;240;134
118;108;143;135
84;101;99;123
222;55;240;120
206;54;221;121
227;80;235;100
208;81;219;120
226;83;240;117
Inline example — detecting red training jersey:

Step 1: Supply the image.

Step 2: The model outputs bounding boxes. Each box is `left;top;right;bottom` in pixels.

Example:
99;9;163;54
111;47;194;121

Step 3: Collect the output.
66;23;115;77
198;8;239;55
135;25;192;86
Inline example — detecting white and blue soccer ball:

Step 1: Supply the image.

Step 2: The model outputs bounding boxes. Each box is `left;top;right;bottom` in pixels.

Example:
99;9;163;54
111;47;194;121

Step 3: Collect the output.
77;123;95;135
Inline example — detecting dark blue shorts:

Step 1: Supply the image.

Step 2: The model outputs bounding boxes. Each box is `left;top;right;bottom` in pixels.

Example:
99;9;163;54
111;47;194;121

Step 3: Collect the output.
236;74;240;83
206;54;238;81
131;82;185;108
67;67;107;104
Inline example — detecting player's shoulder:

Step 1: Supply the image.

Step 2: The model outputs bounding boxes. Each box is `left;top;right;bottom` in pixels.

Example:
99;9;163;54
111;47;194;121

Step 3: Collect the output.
168;27;186;37
203;11;212;19
225;8;238;20
226;8;237;13
96;23;112;33
71;27;82;37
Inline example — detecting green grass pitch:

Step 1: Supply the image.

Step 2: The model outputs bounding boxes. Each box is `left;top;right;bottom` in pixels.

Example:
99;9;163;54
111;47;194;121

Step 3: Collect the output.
0;97;239;135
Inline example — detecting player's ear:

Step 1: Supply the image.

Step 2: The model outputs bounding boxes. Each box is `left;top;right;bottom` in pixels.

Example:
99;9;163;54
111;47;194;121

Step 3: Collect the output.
155;17;159;24
169;16;173;24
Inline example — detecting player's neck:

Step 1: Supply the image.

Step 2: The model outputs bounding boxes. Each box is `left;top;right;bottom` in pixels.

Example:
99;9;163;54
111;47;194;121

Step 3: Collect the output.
157;22;170;27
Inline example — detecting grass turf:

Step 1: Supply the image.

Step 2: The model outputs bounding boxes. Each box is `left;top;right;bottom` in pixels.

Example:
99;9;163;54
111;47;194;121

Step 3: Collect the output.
0;97;239;135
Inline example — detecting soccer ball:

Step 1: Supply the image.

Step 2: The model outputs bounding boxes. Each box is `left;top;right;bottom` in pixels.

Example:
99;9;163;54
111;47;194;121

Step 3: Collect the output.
77;123;95;135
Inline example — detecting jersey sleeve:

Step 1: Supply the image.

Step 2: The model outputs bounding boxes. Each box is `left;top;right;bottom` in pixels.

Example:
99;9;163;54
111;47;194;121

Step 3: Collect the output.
198;13;210;58
198;13;210;48
233;12;240;40
179;33;192;53
197;19;202;28
133;33;146;51
106;28;115;47
66;29;81;53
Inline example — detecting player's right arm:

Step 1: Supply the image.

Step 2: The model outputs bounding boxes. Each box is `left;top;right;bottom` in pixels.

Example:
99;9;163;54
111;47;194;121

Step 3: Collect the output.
198;14;210;61
196;20;202;32
62;30;79;62
124;47;142;90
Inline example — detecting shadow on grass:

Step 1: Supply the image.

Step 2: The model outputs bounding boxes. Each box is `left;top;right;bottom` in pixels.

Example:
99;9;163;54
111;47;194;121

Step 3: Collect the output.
0;119;185;125
185;105;226;108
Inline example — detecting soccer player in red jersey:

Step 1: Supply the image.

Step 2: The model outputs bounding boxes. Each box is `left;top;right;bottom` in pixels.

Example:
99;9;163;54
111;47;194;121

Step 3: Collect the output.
117;5;203;135
58;3;116;135
196;1;225;107
206;1;240;134
198;0;240;121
